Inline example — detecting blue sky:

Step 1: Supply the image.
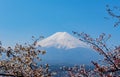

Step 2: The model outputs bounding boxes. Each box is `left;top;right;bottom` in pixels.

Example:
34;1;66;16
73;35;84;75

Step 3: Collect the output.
0;0;120;47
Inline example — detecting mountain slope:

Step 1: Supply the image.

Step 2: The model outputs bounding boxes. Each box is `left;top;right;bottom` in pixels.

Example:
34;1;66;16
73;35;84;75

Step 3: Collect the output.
37;32;88;49
40;47;103;65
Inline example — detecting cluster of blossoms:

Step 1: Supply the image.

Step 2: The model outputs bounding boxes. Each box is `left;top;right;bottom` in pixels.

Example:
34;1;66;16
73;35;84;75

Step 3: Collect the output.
0;37;53;77
62;32;120;77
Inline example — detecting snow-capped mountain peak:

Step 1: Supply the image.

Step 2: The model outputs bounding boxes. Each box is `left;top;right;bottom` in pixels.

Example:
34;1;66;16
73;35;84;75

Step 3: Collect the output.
37;32;88;49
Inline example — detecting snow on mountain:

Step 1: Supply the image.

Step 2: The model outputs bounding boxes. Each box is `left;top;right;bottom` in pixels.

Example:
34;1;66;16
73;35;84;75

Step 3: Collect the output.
37;32;88;49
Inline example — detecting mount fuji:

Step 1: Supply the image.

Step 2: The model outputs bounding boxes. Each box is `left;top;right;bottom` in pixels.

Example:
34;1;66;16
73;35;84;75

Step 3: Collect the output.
37;32;102;65
37;32;88;49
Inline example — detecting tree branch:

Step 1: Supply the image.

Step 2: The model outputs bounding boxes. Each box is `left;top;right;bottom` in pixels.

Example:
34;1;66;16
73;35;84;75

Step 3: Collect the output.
0;74;15;77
